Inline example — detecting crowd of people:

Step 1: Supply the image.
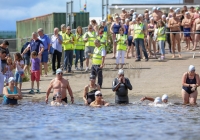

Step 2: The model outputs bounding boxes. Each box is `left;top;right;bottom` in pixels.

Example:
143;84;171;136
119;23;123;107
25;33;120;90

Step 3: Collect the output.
0;5;200;106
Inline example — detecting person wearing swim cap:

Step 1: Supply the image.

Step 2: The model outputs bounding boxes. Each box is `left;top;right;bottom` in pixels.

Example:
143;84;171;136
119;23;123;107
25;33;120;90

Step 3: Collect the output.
112;69;132;104
51;92;67;106
140;94;168;103
154;97;162;104
182;65;200;105
46;68;74;104
83;75;101;105
90;91;109;107
2;77;22;105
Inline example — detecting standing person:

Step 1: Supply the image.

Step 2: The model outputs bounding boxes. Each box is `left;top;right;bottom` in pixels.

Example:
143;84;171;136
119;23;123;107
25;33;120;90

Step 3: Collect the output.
0;50;6;72
83;24;96;72
29;51;41;94
112;69;132;104
37;28;51;77
0;40;10;71
193;13;200;51
110;16;124;58
152;7;162;23
62;26;74;73
21;41;30;75
97;26;107;48
127;19;136;58
0;50;5;94
115;28;127;69
133;18;149;61
129;9;134;21
83;75;101;105
46;68;74;104
180;9;185;43
120;8;127;23
74;26;85;71
124;19;129;36
14;53;24;91
90;91;109;107
168;12;181;58
157;21;166;60
50;27;63;75
182;12;192;50
91;39;106;88
4;57;14;86
2;77;22;105
164;17;172;53
147;17;157;58
21;32;44;60
182;65;200;105
91;19;99;33
168;7;174;19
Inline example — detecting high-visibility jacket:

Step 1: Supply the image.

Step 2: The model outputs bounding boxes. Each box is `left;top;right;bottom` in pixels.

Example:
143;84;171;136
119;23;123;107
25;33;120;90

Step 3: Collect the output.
97;35;106;47
134;23;144;39
92;46;104;65
62;33;74;50
74;34;85;50
116;34;127;51
157;27;166;41
84;31;96;47
59;31;66;48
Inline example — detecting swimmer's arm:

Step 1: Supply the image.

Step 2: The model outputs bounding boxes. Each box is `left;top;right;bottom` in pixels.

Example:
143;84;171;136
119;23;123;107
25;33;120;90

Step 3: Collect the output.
124;78;132;90
90;101;101;107
195;74;200;87
112;79;121;91
181;20;185;26
83;86;88;104
14;87;22;100
104;101;109;106
182;73;190;87
141;96;154;102
50;101;54;106
66;81;74;103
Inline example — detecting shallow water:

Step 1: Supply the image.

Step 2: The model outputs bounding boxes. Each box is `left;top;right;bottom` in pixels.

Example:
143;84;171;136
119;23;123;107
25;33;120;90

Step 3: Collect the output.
0;99;200;140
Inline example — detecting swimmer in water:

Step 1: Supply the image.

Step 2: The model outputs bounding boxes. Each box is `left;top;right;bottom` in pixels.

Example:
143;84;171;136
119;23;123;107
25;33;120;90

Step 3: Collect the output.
51;92;67;106
140;94;168;103
90;91;109;107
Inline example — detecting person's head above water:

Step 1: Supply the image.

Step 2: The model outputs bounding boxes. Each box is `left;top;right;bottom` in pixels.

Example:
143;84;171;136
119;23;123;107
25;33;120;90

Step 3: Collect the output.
162;94;168;103
56;68;63;79
154;97;162;104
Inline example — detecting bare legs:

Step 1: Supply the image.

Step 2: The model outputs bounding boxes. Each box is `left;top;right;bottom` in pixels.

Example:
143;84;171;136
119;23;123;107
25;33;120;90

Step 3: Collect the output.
182;89;198;105
170;33;181;58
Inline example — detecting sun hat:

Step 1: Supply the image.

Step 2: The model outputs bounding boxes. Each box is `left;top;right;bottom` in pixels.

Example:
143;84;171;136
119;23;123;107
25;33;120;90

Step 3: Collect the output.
154;97;162;104
118;69;124;75
56;68;63;74
8;77;15;83
189;65;195;72
162;94;168;101
95;91;102;96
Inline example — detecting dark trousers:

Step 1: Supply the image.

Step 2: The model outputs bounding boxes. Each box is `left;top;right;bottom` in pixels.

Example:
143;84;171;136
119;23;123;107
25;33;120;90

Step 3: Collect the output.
134;38;148;59
91;65;103;87
166;28;171;52
75;49;84;68
52;50;62;72
64;50;73;72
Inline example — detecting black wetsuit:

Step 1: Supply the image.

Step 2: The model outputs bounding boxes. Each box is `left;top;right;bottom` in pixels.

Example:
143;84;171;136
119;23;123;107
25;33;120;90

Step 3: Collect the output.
112;77;132;104
86;85;98;104
182;73;197;94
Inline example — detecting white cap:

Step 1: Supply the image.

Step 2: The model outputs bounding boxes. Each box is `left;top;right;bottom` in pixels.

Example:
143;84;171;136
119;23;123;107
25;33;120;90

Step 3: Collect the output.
95;91;101;96
130;9;134;11
125;18;129;22
170;7;173;10
132;19;136;22
133;12;137;15
154;97;162;104
118;69;124;75
176;8;180;11
132;15;137;19
162;94;168;101
115;16;119;19
185;12;189;15
157;7;160;10
122;8;125;11
150;17;154;20
149;11;152;14
152;7;157;11
56;68;63;74
145;9;149;11
166;17;169;20
138;14;143;18
162;15;166;18
189;65;195;72
149;14;153;18
8;77;15;83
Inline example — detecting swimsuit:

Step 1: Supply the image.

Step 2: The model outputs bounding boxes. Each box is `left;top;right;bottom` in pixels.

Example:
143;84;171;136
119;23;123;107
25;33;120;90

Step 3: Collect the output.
195;30;200;34
148;24;154;37
53;96;68;103
86;84;98;104
113;23;121;34
171;31;180;36
183;28;191;37
182;73;196;94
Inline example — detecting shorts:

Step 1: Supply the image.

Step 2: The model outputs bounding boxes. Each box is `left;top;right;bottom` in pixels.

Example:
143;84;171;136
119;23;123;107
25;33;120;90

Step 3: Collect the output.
31;70;40;81
14;71;24;83
180;26;184;31
85;46;95;58
53;96;68;103
23;56;30;65
128;36;135;46
41;50;48;63
183;28;191;37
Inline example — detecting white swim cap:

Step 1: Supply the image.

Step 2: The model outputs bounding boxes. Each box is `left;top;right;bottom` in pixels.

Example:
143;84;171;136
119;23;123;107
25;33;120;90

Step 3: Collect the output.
162;15;166;18
150;17;154;20
157;7;160;10
162;94;168;101
125;18;130;22
132;15;137;19
132;19;136;22
185;12;189;15
166;17;169;20
152;7;157;11
56;68;63;74
154;97;162;104
170;7;173;10
8;77;15;83
95;91;102;96
138;14;143;18
189;65;195;72
118;69;124;75
149;11;152;14
122;8;125;11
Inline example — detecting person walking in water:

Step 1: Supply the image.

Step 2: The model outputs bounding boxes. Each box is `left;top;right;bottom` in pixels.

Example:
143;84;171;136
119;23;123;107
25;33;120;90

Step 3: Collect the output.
112;69;132;104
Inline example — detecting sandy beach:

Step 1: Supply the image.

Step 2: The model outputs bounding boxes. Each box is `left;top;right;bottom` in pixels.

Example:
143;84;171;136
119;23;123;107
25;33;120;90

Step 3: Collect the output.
1;46;200;104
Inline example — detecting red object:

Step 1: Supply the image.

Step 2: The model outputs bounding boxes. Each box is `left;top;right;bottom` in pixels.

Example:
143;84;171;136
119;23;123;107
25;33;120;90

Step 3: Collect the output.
31;70;40;81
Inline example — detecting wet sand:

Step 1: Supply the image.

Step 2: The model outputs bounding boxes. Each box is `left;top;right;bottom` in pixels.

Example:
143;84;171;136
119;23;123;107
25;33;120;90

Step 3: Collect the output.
1;47;200;104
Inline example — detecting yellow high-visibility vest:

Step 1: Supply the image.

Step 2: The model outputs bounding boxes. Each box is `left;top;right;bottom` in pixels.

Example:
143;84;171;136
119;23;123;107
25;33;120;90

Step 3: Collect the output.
92;46;103;65
62;33;74;50
84;31;96;47
116;34;127;51
134;23;144;39
74;34;85;50
157;27;166;41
